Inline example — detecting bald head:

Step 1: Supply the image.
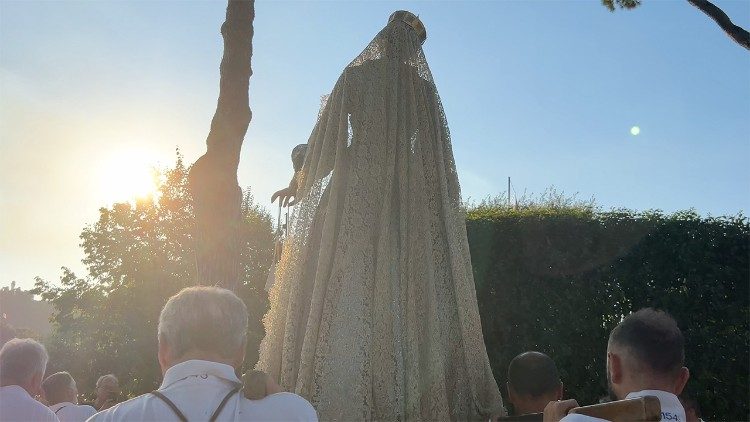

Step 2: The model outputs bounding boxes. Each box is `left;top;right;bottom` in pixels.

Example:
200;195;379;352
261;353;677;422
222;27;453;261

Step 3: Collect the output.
507;351;562;415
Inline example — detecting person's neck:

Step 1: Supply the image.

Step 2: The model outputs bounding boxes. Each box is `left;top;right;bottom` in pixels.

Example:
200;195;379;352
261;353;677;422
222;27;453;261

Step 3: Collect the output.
619;377;678;398
63;395;77;405
515;401;547;415
515;395;558;415
0;378;33;394
163;350;237;374
51;400;74;406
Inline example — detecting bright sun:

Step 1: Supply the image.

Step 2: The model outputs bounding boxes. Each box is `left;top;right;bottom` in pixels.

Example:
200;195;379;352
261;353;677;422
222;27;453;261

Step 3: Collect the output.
98;149;160;204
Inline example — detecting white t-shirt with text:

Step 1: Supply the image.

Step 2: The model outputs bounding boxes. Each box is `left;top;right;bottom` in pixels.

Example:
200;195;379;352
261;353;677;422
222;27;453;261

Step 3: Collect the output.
560;389;687;422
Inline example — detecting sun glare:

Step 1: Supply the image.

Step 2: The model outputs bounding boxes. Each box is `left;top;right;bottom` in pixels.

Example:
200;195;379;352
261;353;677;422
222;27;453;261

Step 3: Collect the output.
98;149;160;204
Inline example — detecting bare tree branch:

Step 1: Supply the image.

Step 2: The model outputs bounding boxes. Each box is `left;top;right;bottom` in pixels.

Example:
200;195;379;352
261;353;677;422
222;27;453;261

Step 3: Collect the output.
687;0;750;51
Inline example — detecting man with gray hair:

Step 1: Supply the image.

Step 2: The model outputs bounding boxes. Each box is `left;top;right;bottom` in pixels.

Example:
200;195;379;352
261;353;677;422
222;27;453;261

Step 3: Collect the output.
94;374;120;410
90;286;317;421
0;338;59;421
42;371;97;421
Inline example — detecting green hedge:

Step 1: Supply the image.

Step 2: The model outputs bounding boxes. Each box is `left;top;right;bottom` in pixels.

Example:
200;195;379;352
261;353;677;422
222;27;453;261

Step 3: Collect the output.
466;207;749;420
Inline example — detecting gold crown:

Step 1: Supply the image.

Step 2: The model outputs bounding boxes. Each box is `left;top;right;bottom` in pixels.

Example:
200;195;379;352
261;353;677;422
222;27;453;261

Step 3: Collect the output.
388;10;427;44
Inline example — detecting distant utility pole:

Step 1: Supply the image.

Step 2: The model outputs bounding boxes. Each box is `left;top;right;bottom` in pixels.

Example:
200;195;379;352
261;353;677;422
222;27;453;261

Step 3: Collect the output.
508;177;511;207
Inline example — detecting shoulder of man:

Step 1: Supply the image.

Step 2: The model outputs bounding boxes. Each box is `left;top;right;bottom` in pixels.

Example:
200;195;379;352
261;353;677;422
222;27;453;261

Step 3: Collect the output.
243;392;317;421
21;401;59;422
85;394;148;422
77;404;98;417
23;396;59;422
42;403;61;422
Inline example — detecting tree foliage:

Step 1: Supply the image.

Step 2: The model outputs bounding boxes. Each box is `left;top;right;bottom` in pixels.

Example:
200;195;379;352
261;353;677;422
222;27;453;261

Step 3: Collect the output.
468;203;749;420
601;0;641;11
32;152;273;399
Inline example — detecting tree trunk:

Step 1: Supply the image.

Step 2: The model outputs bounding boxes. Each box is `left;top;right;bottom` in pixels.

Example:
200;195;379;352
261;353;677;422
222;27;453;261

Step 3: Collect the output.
188;0;255;291
686;0;750;51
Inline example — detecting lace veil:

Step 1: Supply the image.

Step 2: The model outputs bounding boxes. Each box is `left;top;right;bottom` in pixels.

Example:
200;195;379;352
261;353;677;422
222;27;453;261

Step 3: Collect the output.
257;11;504;420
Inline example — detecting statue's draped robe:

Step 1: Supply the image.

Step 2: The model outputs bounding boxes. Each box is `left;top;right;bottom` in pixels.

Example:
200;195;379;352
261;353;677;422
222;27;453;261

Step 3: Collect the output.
257;20;504;421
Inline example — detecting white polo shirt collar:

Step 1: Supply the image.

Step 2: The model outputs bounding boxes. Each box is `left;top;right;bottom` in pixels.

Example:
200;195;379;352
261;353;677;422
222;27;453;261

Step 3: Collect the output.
160;359;241;390
49;401;75;412
1;384;30;397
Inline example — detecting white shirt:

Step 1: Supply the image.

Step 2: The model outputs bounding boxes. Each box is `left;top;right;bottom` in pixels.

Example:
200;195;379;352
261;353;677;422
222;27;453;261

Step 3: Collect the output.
0;385;59;422
87;360;317;422
49;402;97;422
626;390;686;422
560;389;687;422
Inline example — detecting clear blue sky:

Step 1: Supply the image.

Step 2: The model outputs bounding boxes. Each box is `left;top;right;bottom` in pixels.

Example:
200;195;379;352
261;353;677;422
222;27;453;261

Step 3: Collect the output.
1;0;749;290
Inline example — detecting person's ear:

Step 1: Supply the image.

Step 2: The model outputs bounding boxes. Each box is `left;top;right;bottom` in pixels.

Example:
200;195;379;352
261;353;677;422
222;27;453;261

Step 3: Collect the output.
72;388;79;404
555;382;564;401
233;339;248;369
674;367;690;395
30;372;44;397
157;335;170;375
506;382;517;406
608;352;623;384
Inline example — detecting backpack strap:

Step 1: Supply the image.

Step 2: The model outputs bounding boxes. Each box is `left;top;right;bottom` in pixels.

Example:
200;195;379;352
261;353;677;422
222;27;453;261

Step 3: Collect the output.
150;390;188;422
208;385;242;422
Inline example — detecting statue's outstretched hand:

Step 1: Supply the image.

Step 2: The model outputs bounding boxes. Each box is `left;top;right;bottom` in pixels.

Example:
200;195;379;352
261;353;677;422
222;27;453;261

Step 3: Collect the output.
271;186;297;207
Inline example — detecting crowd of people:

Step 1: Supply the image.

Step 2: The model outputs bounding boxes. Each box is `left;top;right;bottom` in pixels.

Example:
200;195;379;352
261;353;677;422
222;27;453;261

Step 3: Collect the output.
0;286;702;422
0;287;317;422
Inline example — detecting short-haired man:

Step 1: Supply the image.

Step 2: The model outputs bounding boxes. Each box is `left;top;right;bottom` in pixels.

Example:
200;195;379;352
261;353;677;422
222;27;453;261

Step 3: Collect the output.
93;374;120;410
90;286;317;421
507;351;563;415
544;308;690;422
42;371;97;422
0;338;59;421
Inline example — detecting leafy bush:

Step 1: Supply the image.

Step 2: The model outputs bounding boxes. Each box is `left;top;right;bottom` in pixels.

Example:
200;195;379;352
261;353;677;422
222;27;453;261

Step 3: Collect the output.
468;203;749;420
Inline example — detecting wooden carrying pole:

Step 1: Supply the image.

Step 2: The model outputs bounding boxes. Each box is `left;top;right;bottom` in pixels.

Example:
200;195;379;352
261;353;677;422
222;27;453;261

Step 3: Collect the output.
188;0;255;291
497;396;661;422
570;396;661;421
